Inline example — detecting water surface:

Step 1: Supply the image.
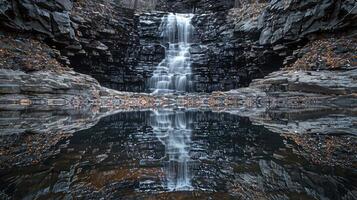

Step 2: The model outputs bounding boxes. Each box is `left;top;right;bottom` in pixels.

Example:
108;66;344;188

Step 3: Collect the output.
1;110;356;199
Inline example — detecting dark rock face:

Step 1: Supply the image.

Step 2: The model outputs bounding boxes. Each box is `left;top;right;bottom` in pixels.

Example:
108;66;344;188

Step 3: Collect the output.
67;2;144;91
155;0;236;14
136;11;166;90
258;0;357;45
0;0;146;92
0;0;75;40
1;0;356;93
191;9;284;92
187;0;357;92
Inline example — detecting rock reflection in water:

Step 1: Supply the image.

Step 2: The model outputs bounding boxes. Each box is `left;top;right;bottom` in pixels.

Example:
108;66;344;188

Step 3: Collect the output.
0;111;356;199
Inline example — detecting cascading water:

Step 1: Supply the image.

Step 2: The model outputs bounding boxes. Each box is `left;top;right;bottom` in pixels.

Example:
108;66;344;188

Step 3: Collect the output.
149;13;194;94
150;110;193;191
147;12;194;191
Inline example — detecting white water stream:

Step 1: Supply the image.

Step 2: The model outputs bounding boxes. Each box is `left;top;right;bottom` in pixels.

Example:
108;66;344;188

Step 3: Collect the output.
148;13;194;191
150;13;194;94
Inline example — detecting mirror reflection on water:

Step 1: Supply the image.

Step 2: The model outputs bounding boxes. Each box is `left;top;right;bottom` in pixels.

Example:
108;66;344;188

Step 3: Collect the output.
1;110;356;199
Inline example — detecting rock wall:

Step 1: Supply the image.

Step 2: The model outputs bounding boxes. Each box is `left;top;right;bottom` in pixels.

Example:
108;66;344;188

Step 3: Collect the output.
155;0;236;14
188;0;357;92
136;0;356;92
136;11;166;92
191;7;284;92
0;0;75;40
1;0;356;93
0;0;146;92
258;0;357;45
67;1;144;91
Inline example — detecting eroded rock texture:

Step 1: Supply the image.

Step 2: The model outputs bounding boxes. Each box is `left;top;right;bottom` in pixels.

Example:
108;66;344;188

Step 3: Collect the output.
0;0;74;39
189;0;357;92
258;0;357;45
68;1;143;91
155;0;236;13
1;0;355;92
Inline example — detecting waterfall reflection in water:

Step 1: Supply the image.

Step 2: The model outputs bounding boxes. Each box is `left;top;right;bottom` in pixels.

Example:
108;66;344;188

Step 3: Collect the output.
0;111;356;199
150;110;193;191
149;13;194;94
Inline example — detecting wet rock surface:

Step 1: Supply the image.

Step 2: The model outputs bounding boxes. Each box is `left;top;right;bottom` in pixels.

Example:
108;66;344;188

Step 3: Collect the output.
250;69;357;96
0;69;102;111
136;11;166;91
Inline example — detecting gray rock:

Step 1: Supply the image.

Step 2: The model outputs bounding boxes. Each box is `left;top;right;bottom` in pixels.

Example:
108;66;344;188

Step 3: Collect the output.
87;41;109;51
51;11;74;37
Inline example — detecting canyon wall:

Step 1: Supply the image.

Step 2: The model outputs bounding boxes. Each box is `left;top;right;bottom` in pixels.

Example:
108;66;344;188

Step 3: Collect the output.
1;0;356;92
189;0;357;91
0;0;145;91
155;0;236;13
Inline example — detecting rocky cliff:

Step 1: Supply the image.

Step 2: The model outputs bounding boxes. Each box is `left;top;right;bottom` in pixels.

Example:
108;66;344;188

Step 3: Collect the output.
1;0;355;92
0;0;145;91
139;0;356;92
155;0;236;13
189;0;357;92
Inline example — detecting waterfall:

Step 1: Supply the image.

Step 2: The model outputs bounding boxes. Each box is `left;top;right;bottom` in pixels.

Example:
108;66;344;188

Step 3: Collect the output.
150;110;193;191
149;13;194;94
148;13;194;191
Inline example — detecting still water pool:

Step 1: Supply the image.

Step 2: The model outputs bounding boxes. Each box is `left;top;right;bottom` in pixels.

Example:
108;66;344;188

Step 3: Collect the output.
0;110;356;199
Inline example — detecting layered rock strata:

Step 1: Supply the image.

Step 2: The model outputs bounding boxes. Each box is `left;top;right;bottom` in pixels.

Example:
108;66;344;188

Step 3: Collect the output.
189;0;357;92
1;0;356;92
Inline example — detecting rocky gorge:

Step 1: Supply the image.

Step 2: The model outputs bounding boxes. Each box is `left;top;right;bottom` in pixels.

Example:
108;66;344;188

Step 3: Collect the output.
1;0;356;92
0;0;356;199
